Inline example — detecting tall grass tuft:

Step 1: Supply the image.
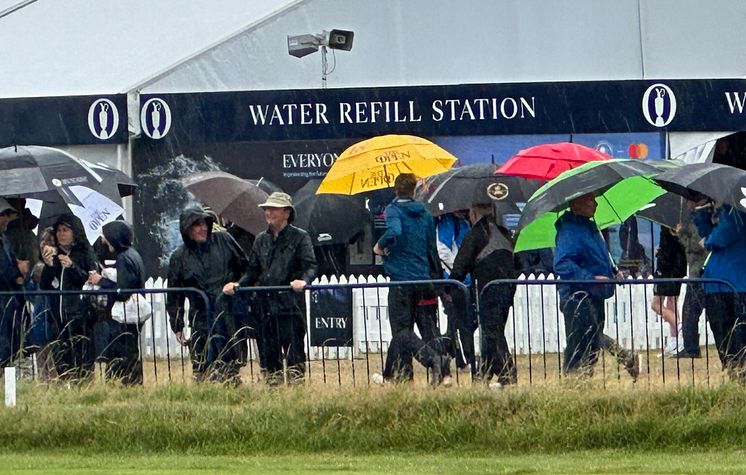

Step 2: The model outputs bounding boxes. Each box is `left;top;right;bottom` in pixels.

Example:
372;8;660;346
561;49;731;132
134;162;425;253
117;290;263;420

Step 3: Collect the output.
3;381;746;454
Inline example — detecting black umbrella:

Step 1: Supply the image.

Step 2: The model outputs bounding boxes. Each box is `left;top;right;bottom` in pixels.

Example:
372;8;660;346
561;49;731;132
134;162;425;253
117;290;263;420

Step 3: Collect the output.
636;192;687;229
654;162;746;209
181;171;270;235
415;164;541;215
0;145;107;201
1;146;135;243
293;179;372;245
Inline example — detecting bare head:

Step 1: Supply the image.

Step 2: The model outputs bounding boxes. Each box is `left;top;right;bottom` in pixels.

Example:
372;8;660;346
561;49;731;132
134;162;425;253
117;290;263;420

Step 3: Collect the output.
569;193;597;218
394;173;417;198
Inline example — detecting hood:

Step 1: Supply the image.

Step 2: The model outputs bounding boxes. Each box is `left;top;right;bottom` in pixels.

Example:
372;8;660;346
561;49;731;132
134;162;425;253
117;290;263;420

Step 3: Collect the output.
393;198;429;217
52;213;89;249
102;220;132;253
179;207;214;246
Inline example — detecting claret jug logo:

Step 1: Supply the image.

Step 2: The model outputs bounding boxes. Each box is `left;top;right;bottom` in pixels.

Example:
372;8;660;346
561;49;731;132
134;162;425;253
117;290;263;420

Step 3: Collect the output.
88;99;119;140
141;98;172;139
642;83;677;127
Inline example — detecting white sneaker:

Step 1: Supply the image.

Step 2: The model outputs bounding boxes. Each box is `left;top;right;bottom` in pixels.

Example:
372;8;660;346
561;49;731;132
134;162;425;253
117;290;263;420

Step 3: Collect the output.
664;336;682;356
441;375;453;388
372;372;385;386
488;381;503;391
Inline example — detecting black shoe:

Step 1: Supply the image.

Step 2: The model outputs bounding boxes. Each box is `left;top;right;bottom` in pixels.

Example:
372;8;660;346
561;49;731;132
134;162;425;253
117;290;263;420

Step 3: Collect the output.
674;349;701;359
624;354;640;382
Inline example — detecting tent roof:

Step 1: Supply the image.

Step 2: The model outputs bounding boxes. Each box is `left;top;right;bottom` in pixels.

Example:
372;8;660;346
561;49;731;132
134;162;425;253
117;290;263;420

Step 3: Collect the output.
3;0;746;98
0;0;300;98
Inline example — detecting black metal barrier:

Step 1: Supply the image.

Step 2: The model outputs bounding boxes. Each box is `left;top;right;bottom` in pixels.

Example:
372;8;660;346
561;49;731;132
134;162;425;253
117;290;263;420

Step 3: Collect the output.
2;277;745;388
0;287;210;385
480;277;743;388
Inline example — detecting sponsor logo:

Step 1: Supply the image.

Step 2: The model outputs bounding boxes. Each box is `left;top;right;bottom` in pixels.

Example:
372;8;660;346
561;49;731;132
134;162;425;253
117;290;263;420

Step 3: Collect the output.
740;187;746;210
88;99;119;140
141;98;172;139
487;182;510;200
642;83;677;127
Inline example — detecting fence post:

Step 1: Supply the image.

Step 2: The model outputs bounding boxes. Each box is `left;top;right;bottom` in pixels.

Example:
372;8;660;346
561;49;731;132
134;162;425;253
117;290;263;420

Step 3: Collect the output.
4;367;16;408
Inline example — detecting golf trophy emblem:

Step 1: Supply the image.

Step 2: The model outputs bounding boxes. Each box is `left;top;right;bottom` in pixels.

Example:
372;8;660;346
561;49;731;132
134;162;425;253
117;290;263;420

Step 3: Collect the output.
88;98;119;140
141;98;172;139
642;83;676;128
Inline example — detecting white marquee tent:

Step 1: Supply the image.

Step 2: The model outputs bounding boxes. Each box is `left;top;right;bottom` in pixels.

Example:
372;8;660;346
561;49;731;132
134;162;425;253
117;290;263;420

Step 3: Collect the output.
2;0;746;169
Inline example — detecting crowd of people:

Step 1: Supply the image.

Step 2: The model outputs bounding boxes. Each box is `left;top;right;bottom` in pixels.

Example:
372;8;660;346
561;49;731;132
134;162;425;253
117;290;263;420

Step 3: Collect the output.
1;168;746;387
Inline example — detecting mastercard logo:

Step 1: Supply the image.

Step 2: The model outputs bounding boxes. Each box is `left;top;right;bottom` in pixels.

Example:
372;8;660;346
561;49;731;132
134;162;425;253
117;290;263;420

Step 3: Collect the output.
627;143;649;159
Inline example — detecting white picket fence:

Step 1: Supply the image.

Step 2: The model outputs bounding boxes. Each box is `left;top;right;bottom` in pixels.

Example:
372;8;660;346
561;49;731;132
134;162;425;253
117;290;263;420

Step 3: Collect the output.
138;274;713;360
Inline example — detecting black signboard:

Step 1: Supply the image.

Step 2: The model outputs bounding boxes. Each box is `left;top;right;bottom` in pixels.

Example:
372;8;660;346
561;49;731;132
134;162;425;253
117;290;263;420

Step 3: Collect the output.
0;95;128;146
309;288;353;347
139;79;746;144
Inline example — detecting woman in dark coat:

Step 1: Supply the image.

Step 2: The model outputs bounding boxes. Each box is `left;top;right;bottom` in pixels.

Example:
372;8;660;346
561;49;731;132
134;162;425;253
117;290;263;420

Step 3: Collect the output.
40;214;98;381
88;221;146;385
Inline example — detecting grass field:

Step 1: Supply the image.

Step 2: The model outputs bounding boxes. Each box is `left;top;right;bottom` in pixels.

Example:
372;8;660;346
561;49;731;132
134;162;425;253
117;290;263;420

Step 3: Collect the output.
3;377;746;473
3;450;746;474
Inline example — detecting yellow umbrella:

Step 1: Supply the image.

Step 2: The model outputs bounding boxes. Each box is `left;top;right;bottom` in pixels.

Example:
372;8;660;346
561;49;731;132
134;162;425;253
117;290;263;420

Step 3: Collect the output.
317;134;458;195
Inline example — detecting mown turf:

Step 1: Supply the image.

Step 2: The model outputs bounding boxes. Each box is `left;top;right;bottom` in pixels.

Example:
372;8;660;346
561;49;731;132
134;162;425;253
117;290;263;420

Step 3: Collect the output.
3;381;746;456
2;450;746;474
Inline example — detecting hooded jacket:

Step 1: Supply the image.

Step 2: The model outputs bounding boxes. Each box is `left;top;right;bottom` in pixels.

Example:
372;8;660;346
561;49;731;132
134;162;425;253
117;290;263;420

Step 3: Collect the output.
376;198;440;282
694;204;746;293
553;211;615;303
40;214;98;321
99;221;145;303
166;208;247;332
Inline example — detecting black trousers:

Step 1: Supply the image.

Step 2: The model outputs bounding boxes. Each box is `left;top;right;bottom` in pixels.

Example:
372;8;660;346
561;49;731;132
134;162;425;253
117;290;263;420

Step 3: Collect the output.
479;286;516;384
105;322;143;385
256;310;307;384
52;317;95;381
443;289;476;372
681;282;706;354
562;292;606;375
705;292;746;372
382;329;440;381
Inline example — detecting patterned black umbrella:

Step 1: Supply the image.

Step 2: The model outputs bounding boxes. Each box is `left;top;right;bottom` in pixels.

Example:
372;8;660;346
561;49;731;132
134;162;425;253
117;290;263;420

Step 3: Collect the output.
415;163;540;215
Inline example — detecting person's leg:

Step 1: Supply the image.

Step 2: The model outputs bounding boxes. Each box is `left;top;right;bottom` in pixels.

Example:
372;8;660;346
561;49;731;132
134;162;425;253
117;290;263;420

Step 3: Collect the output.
106;322;143;385
705;292;728;366
386;285;417;379
189;325;209;382
282;311;307;384
679;282;705;356
258;313;283;385
562;292;602;376
382;329;447;384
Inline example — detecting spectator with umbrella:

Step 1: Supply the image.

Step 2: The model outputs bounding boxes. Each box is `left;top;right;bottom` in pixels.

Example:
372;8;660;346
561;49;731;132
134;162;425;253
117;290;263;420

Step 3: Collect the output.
39;213;99;381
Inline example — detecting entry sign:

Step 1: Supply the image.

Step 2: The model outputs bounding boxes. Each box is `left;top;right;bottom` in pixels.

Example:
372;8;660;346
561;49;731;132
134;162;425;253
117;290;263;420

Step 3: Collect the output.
309;288;353;347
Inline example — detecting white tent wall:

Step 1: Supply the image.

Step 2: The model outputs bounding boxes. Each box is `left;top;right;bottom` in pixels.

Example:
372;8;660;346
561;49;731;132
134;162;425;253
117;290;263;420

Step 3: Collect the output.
141;0;746;94
141;0;646;93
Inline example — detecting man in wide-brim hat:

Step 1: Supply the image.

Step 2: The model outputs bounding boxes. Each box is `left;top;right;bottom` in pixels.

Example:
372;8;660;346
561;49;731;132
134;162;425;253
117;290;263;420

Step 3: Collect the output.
223;191;317;386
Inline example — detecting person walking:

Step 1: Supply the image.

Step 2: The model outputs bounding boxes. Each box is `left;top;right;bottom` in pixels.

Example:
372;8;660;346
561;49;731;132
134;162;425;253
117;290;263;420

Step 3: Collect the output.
167;207;247;383
650;227;688;356
449;203;518;388
371;173;451;385
223;192;317;386
554;193;639;380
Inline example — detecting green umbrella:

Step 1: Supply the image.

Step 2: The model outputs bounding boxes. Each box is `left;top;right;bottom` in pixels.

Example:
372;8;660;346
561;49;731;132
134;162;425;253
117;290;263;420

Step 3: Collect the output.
515;160;669;252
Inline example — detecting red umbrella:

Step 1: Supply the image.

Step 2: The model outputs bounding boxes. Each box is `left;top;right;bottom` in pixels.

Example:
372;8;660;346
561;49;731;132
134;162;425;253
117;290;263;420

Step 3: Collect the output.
496;142;611;181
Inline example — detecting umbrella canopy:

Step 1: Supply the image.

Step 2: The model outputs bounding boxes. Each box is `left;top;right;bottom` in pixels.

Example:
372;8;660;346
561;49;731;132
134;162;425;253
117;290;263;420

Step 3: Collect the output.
515;160;667;251
181;171;270;235
0;146;132;243
496;142;610;181
317;134;457;195
0;145;105;197
653;162;746;210
292;179;372;245
415;163;540;215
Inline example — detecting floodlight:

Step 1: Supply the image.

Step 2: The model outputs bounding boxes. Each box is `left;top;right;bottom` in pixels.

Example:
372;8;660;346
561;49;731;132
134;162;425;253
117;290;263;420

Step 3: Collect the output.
287;29;354;58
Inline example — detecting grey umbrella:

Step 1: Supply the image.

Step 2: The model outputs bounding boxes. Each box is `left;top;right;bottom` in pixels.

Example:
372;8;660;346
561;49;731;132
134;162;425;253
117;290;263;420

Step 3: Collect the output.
181;171;270;235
